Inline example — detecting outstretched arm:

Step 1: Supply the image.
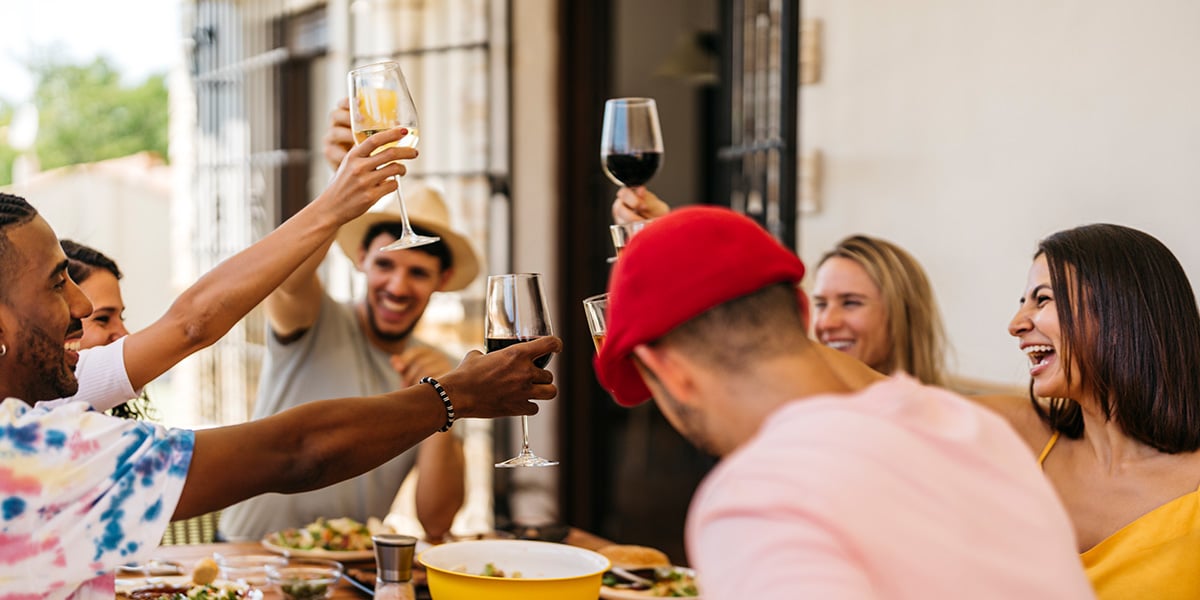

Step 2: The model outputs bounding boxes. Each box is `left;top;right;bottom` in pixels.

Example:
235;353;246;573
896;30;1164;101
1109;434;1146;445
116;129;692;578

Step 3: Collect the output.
174;336;562;520
121;128;414;391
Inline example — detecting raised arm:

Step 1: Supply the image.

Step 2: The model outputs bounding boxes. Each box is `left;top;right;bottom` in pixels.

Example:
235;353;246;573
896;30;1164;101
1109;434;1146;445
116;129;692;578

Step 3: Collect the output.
174;336;562;520
121;128;414;390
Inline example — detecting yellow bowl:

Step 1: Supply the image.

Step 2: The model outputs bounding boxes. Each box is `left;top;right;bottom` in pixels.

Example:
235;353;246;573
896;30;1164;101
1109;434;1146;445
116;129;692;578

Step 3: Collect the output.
419;539;610;600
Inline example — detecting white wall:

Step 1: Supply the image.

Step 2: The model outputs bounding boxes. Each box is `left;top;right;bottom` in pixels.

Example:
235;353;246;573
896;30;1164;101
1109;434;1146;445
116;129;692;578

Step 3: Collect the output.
12;156;176;336
509;0;561;524
800;0;1200;385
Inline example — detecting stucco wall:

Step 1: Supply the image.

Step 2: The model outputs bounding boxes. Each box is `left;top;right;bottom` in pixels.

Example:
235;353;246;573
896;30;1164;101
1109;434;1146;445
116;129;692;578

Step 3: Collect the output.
800;0;1200;384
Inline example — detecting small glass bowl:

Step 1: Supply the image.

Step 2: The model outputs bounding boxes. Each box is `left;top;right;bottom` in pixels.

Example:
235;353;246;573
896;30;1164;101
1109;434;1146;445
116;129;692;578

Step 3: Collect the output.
266;558;344;600
214;553;288;586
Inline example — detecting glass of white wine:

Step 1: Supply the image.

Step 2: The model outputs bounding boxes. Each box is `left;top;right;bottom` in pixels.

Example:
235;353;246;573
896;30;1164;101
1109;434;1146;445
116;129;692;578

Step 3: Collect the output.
347;61;439;251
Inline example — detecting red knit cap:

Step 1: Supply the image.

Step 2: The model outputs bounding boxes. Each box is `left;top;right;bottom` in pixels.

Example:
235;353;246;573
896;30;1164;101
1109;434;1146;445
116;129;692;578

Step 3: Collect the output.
593;206;806;407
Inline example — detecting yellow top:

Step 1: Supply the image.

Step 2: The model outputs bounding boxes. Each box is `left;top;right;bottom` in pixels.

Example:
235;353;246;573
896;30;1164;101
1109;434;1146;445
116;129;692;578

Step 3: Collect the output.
1039;431;1200;599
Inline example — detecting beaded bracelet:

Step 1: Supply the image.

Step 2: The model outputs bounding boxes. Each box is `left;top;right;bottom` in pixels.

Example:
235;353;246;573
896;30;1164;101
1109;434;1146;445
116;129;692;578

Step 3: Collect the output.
420;376;455;432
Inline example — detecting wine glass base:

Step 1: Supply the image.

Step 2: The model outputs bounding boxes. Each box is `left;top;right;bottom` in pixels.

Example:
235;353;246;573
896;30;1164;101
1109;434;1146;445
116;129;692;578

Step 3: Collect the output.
379;234;441;252
495;452;559;468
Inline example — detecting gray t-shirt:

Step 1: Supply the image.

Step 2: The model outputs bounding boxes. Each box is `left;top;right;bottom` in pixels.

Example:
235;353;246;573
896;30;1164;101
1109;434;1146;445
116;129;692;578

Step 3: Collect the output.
219;292;452;541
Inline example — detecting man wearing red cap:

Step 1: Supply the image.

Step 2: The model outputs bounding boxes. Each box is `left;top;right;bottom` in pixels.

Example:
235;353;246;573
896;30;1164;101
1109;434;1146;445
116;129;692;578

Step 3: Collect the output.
594;206;1094;599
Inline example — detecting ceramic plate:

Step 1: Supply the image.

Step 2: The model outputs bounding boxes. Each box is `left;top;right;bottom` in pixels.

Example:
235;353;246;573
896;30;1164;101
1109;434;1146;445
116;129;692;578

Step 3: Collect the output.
599;566;700;600
115;576;262;598
260;536;375;561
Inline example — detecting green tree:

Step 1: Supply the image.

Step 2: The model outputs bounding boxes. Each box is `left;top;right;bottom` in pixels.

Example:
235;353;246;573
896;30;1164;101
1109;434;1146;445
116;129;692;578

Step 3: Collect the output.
32;56;169;171
0;103;16;186
0;54;168;185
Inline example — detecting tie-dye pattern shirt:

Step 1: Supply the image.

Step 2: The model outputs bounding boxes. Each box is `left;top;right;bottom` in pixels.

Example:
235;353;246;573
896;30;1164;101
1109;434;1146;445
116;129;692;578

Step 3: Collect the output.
0;397;194;599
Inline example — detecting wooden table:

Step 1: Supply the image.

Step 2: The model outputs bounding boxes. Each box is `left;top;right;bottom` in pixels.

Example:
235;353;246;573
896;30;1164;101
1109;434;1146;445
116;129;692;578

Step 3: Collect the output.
138;529;615;599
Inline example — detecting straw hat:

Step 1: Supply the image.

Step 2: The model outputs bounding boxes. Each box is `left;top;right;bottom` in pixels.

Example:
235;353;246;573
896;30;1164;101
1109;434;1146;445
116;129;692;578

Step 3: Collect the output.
335;186;480;291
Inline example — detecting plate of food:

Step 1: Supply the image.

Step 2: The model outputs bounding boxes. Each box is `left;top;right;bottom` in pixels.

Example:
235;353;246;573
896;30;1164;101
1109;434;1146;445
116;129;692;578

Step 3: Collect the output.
117;558;262;599
261;516;381;561
596;545;701;599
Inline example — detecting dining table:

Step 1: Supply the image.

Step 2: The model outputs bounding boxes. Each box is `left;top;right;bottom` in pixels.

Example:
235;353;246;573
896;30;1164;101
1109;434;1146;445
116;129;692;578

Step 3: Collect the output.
135;528;616;599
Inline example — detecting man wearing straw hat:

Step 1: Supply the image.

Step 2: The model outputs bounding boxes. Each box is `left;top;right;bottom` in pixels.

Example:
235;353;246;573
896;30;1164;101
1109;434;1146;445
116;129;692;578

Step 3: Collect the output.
220;180;481;543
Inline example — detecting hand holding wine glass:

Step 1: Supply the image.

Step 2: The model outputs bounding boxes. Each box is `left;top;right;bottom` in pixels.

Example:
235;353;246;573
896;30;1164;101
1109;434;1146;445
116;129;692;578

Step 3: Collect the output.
612;185;670;225
487;273;559;468
347;61;440;251
601;97;664;189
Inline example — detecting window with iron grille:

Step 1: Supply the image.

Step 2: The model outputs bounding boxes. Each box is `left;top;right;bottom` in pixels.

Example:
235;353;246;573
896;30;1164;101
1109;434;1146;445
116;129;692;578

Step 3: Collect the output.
178;0;509;428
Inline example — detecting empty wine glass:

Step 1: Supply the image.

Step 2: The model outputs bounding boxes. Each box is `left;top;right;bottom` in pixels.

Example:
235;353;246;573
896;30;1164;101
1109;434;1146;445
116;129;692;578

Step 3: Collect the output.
601;97;664;188
486;274;558;468
348;61;440;251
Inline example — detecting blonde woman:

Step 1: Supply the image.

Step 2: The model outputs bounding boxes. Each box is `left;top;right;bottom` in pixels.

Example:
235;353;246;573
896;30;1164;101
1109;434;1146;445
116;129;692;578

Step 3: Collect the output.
811;235;948;386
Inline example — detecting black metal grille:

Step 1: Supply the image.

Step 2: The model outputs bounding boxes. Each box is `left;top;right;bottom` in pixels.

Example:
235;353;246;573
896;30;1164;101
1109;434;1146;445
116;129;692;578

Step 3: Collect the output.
717;0;799;247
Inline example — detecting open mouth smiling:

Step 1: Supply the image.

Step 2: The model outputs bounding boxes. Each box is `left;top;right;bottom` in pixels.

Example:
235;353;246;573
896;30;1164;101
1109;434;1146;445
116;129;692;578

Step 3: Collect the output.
1023;344;1055;371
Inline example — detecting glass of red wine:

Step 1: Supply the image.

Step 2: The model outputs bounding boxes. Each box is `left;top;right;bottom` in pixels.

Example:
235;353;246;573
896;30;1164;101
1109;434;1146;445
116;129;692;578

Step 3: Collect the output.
486;273;558;468
601;97;664;188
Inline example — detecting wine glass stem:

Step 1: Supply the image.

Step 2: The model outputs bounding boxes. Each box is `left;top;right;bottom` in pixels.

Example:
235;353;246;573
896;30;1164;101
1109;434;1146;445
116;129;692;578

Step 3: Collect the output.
519;415;533;455
392;175;419;237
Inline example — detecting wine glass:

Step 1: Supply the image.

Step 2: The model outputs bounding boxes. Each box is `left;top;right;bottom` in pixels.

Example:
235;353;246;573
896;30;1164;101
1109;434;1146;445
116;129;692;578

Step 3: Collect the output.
582;293;608;352
486;274;558;468
347;61;440;251
600;97;664;188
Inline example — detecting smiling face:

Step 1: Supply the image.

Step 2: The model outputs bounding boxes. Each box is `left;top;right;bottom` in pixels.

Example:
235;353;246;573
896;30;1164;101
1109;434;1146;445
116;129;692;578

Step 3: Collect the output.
1008;254;1080;399
358;232;451;345
811;257;892;372
0;216;93;402
72;270;129;350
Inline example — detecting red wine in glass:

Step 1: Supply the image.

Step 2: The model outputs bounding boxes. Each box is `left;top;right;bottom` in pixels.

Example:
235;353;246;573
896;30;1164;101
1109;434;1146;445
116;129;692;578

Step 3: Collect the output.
486;337;552;369
601;98;664;187
603;152;662;187
486;273;558;468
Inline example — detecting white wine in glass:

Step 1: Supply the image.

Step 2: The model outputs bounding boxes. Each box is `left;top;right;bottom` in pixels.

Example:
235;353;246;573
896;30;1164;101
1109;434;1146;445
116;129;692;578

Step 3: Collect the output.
347;61;439;251
487;274;558;468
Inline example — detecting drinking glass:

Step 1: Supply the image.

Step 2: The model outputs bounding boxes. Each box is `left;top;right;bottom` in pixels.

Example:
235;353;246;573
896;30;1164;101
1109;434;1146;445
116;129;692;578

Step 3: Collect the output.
347;61;440;251
486;274;558;468
600;98;664;188
582;293;608;352
609;219;655;256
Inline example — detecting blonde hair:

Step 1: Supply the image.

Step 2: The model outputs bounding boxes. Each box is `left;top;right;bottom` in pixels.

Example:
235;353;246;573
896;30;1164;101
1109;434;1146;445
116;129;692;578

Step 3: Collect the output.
818;235;948;386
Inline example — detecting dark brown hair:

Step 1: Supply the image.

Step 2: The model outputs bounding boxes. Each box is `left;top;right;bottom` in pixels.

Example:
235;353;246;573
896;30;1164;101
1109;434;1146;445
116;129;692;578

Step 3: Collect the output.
61;239;123;284
1034;223;1200;452
661;282;810;369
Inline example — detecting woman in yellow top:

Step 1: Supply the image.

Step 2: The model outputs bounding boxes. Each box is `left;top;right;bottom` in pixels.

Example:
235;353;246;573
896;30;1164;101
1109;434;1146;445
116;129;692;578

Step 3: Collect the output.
983;223;1200;599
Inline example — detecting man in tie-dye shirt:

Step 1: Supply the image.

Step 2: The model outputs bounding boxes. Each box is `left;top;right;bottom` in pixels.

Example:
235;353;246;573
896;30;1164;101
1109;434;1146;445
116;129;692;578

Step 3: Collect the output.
0;400;193;599
0;188;560;598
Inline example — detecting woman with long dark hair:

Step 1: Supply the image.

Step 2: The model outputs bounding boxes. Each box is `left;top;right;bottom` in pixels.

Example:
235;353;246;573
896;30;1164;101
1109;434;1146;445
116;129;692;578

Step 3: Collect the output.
996;223;1200;598
61;239;153;420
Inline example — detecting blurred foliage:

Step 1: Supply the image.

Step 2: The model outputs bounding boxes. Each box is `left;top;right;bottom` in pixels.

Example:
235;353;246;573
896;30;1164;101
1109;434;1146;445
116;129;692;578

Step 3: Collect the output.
0;55;168;186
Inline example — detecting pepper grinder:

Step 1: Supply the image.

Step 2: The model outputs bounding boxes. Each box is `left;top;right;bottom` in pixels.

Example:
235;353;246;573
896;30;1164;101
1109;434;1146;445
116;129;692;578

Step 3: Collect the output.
372;534;418;600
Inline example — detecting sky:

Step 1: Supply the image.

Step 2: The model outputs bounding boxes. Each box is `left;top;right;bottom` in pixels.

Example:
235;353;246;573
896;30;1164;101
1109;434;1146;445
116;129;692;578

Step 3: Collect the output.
0;0;181;104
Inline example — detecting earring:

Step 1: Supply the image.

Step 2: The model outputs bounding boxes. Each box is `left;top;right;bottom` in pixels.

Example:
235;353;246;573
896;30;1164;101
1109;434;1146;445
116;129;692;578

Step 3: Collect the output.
0;343;6;357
